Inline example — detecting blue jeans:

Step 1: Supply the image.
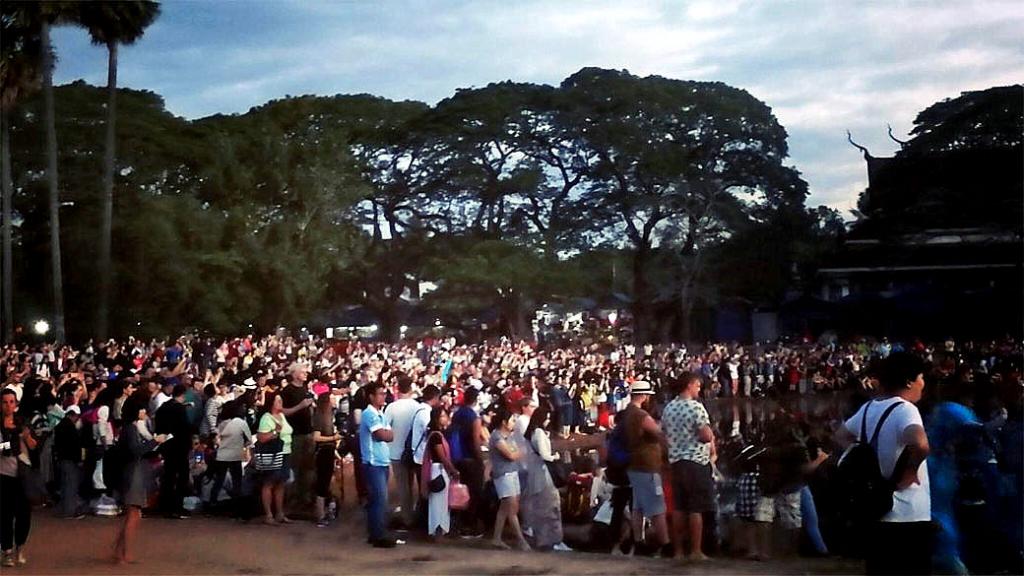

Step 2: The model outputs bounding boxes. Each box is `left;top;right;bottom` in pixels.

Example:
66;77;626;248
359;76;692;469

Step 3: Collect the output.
363;464;390;541
800;485;828;554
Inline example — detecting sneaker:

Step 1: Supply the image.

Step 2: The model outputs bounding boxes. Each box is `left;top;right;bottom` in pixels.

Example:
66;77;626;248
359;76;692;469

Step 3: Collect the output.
316;518;330;528
1;551;14;568
552;542;573;552
371;538;397;549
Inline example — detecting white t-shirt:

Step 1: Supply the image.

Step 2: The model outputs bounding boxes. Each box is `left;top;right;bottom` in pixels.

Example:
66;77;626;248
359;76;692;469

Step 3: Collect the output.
843;397;931;522
153;391;172;412
410;403;433;465
384;398;424;462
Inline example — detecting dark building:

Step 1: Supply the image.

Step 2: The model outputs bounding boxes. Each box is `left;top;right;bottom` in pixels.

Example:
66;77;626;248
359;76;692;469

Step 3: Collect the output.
817;139;1022;338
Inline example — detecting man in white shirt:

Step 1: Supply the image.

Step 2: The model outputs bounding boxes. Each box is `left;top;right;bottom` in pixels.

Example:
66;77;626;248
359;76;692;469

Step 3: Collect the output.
153;380;174;412
384;374;429;529
837;352;931;575
411;385;442;469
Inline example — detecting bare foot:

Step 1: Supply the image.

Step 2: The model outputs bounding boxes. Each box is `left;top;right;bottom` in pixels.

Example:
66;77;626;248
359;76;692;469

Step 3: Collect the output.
276;516;293;524
490;540;510;550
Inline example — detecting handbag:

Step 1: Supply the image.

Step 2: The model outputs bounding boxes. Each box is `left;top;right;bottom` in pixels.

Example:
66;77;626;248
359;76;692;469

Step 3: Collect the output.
448;480;470;510
428;473;447;493
253;437;284;471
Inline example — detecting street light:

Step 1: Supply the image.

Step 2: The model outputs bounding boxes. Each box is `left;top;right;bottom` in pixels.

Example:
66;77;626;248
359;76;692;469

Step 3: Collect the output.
608;311;618;326
33;320;50;335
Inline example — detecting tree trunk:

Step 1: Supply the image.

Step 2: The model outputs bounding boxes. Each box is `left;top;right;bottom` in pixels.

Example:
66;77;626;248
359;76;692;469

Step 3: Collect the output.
631;247;652;350
1;108;13;342
501;291;529;342
42;20;65;343
377;303;401;343
97;41;117;340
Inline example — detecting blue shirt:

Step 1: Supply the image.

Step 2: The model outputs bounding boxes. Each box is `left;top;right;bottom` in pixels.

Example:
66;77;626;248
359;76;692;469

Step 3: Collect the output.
359;405;391;467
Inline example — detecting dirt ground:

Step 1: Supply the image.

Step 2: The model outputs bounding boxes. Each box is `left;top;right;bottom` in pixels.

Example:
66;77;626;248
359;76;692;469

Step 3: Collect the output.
18;507;861;576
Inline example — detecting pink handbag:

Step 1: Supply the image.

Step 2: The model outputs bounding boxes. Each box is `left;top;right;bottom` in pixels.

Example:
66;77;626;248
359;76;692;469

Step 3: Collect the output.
448;480;470;510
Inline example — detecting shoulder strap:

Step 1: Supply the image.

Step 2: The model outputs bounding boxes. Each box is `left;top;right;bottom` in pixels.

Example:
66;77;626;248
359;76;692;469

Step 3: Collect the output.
859;402;871;443
869;401;903;448
412;407;431;452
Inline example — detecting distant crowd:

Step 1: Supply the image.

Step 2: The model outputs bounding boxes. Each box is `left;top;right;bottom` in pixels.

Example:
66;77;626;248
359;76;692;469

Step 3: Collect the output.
1;333;1021;573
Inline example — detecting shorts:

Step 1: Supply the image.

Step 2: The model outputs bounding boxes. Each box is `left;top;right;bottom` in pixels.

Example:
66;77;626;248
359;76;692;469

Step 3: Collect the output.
627;470;666;518
670;460;715;513
754;491;801;528
736;472;761;520
494;471;521;499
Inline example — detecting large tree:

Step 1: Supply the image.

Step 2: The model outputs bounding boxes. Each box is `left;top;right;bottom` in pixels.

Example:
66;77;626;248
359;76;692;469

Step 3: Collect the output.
78;0;161;340
561;68;807;344
0;4;44;341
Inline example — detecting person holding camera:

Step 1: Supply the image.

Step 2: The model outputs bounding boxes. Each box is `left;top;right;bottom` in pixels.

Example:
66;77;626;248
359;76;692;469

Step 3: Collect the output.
1;388;37;567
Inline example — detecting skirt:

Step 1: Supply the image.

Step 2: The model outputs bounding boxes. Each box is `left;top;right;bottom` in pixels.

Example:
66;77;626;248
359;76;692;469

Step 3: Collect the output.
427;463;450;535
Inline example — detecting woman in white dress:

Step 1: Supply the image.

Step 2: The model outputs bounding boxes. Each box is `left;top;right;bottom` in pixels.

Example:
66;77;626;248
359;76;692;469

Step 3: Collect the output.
524;405;571;551
419;406;459;538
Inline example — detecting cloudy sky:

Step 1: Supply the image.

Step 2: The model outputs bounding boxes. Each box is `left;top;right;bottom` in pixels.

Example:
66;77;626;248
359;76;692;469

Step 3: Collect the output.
52;0;1024;215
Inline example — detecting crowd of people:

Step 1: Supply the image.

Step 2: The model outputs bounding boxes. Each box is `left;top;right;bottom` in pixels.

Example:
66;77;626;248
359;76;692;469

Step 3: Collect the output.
0;332;1021;574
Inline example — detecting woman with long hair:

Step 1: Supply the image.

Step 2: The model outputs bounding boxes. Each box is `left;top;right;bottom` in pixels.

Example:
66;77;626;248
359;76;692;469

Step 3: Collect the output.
256;392;293;524
312;390;340;527
488;407;530;551
420;406;459;538
524;405;571;551
112;392;167;564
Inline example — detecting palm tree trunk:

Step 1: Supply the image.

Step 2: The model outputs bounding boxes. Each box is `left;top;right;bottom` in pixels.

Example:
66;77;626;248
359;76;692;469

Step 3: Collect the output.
97;40;117;340
41;20;65;343
1;107;14;343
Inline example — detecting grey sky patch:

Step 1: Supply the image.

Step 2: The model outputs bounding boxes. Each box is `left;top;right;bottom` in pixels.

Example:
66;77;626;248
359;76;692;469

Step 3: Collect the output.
51;0;1024;216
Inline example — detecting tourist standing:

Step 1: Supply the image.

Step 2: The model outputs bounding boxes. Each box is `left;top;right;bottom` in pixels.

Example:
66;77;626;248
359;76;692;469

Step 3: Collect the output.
112;393;167;564
279;363;315;516
839;352;932;575
155;384;191;518
384;374;426;529
359;381;395;548
1;389;37;567
662;372;715;561
489;408;530;551
620;380;669;556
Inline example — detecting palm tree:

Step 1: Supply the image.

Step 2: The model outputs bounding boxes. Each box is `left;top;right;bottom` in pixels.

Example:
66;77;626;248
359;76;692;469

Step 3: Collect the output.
78;1;160;340
40;15;68;343
0;6;45;342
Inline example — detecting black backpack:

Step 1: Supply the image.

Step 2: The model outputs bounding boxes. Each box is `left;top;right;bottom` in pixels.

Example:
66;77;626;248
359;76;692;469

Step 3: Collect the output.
837;400;904;524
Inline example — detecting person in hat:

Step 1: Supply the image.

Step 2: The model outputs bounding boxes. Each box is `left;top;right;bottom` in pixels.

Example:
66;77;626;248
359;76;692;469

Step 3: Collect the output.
54;404;87;518
620;380;670;557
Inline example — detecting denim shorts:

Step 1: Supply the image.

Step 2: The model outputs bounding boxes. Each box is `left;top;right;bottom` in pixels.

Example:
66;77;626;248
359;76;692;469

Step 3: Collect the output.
626;470;666;518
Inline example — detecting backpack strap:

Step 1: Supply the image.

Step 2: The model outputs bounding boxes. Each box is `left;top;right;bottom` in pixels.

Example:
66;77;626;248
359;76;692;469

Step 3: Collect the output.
859;402;871;443
869;401;904;448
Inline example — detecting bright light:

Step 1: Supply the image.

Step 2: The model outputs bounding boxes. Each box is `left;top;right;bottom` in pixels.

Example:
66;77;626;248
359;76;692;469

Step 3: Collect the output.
325;327;334;339
400;325;409;334
369;324;379;332
434;319;442;327
33;320;49;335
608;311;618;326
